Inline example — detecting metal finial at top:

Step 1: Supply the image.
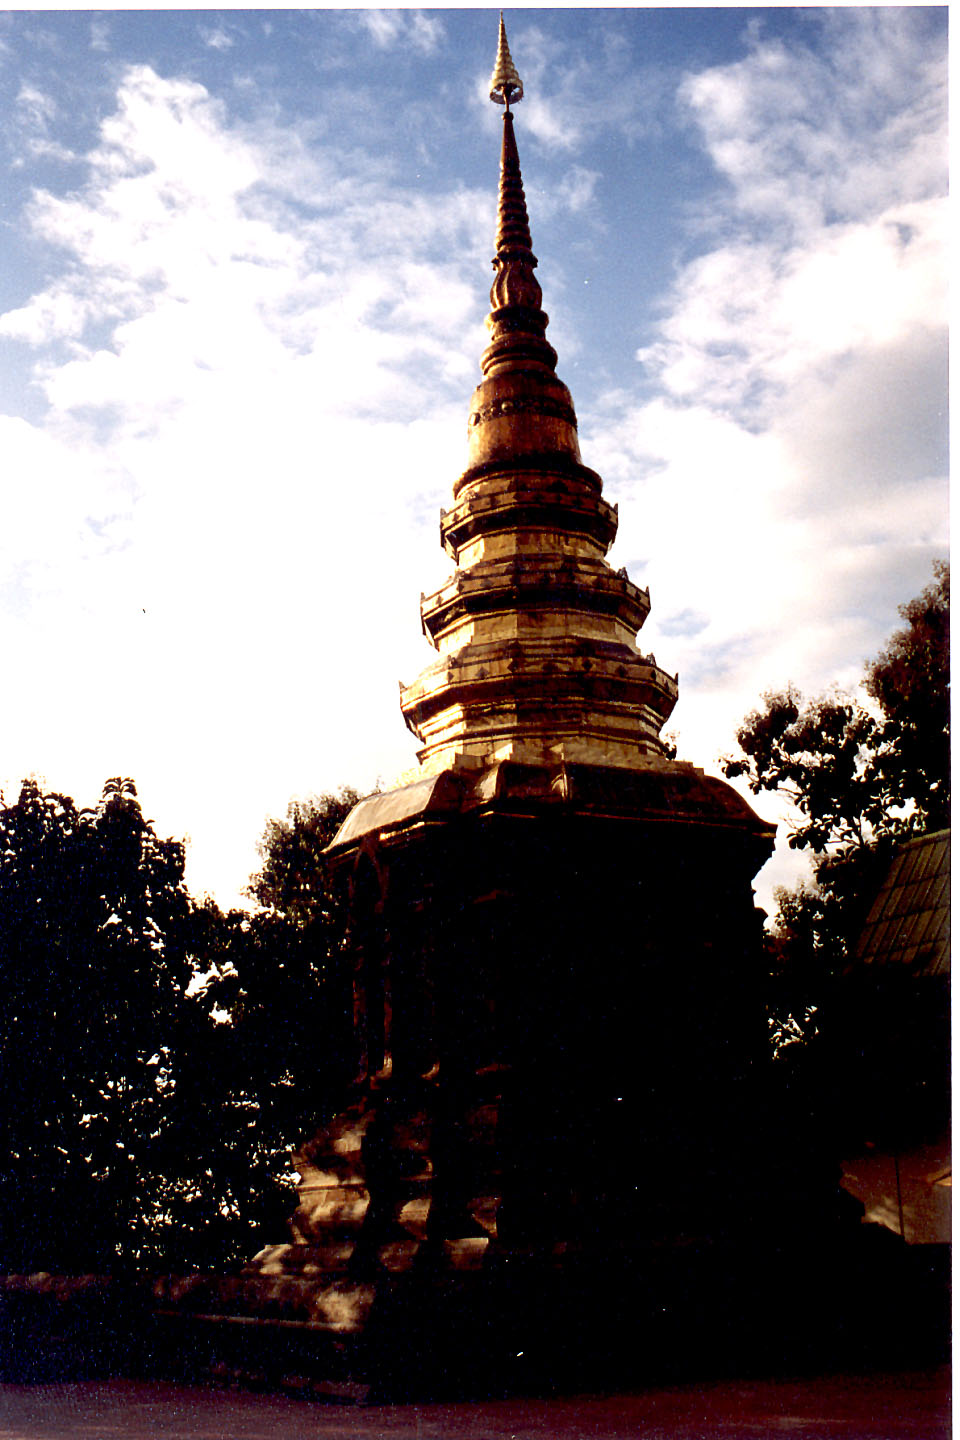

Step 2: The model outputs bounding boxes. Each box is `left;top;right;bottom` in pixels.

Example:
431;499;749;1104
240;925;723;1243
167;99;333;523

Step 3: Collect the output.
489;13;523;108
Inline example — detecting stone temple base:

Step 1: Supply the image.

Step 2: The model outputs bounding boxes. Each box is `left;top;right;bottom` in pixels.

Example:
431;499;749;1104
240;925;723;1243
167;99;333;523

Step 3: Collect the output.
2;1235;948;1397
149;1222;942;1400
152;758;880;1396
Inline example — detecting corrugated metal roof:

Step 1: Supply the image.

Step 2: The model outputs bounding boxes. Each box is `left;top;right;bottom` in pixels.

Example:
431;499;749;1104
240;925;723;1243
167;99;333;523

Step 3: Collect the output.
855;830;950;977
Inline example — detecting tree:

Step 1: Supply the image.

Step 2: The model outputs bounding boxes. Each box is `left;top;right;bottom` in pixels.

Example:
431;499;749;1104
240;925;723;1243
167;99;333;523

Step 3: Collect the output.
0;777;197;1268
723;562;949;1019
0;778;297;1270
199;788;367;1142
246;786;362;926
726;562;948;856
865;559;950;834
723;687;892;855
192;905;355;1152
0;777;371;1273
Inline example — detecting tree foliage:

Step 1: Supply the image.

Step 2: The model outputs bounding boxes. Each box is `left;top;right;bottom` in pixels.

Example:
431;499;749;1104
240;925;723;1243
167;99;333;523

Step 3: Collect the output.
194;904;356;1150
0;778;202;1268
201;787;366;1127
725;562;948;860
865;559;950;834
0;777;364;1273
246;786;361;926
723;563;949;1029
723;687;891;853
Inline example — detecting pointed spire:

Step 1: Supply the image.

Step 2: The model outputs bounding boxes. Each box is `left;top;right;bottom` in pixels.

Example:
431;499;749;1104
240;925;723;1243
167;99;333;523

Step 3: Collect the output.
482;19;556;379
396;17;682;777
489;13;523;109
494;104;532;255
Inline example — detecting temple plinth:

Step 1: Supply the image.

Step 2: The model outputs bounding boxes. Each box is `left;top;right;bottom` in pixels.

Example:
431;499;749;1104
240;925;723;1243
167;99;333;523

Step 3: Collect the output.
227;21;857;1395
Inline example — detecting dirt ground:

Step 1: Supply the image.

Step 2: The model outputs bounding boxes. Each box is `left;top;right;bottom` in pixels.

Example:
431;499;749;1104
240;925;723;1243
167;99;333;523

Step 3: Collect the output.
0;1367;950;1440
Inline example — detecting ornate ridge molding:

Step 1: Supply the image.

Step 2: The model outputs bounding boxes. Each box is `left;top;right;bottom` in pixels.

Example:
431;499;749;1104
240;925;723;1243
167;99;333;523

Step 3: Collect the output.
468;394;577;428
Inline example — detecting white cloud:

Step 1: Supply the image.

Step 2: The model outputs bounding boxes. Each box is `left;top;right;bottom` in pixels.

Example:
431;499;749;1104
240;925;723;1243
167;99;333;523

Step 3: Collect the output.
0;414;132;589
358;10;443;56
0;64;481;904
11;78;75;163
520;94;580;154
17;81;55;128
0;285;90;344
636;195;945;416
538;164;600;221
585;9;947;912
408;11;443;55
199;24;234;53
682;9;946;231
89;18;110;53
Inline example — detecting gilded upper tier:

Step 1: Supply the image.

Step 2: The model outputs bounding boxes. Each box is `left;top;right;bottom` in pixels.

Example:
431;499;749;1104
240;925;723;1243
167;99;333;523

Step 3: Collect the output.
399;52;677;775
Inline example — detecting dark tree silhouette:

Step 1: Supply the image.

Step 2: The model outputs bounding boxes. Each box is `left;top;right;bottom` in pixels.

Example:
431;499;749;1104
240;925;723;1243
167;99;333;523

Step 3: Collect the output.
247;787;362;925
725;562;949;860
0;778;197;1267
723;562;949;1041
198;788;368;1144
0;779;299;1270
865;559;950;834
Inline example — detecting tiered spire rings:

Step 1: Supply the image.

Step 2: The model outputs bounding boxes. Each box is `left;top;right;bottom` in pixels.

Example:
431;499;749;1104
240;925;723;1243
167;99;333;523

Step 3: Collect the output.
489;14;523;108
399;19;678;774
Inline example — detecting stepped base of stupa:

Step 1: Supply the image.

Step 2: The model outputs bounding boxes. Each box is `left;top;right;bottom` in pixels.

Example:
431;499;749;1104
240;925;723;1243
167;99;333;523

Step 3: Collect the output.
152;1210;921;1401
142;755;877;1397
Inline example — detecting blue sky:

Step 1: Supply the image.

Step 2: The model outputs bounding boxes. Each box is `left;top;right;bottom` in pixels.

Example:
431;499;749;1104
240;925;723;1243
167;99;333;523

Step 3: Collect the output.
0;8;948;913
